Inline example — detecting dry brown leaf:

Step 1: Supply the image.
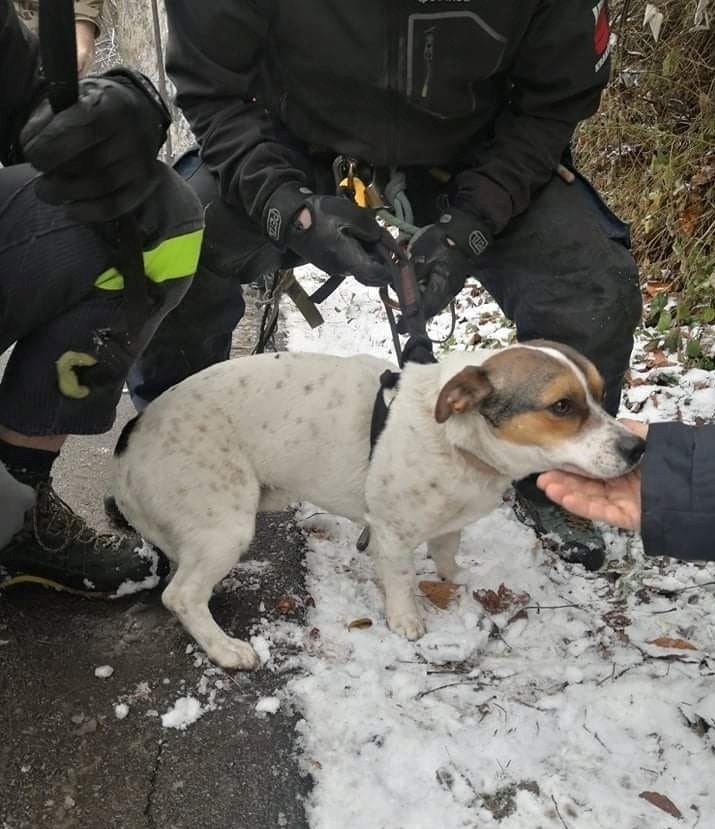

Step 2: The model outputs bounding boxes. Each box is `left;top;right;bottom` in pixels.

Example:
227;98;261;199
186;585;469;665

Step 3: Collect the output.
419;580;459;609
347;617;373;631
639;791;683;819
644;280;673;297
507;608;529;626
473;588;500;614
678;198;705;236
648;637;698;651
275;594;300;614
646;350;675;369
473;583;530;614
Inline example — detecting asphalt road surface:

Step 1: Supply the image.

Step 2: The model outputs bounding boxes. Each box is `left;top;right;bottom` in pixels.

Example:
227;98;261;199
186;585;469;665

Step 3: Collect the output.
1;292;313;829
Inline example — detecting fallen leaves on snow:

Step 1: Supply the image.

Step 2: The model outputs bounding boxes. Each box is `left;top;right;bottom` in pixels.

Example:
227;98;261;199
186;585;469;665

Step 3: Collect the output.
639;790;683;819
347;618;373;631
473;583;531;615
418;580;460;609
647;636;698;651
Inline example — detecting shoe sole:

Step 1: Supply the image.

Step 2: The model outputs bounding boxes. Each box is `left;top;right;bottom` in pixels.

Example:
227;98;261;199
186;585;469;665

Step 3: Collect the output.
512;496;605;572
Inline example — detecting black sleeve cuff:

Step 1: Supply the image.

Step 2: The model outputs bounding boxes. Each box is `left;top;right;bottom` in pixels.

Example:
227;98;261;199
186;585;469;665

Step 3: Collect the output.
262;181;313;243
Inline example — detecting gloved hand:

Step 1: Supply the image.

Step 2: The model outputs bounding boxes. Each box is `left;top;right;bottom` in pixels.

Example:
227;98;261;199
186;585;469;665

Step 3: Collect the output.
409;210;492;319
263;184;394;287
21;68;170;223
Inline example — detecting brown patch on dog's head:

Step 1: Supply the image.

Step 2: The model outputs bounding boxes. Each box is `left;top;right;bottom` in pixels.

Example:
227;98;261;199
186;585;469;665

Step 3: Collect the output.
523;339;605;404
470;346;596;447
435;367;493;423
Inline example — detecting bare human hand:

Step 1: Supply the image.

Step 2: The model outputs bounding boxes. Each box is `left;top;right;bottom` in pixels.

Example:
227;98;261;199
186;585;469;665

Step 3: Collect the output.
537;419;649;531
75;20;97;78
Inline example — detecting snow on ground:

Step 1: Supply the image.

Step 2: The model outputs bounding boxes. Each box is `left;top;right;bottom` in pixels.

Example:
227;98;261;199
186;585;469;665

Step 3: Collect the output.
266;266;715;828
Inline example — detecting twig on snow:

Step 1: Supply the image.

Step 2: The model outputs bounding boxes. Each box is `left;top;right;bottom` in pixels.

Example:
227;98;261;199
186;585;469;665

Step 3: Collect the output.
551;795;571;829
416;678;479;699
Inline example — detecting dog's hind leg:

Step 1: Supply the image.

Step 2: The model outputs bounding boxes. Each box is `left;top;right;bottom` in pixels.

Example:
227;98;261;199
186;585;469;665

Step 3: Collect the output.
162;518;260;670
428;531;467;583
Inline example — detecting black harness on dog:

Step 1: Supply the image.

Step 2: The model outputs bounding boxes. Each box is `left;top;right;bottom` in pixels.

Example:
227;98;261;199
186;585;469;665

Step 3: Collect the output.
368;335;439;457
369;369;401;457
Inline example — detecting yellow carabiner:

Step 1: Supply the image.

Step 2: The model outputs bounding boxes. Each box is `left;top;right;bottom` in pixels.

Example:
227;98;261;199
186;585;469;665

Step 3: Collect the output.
338;175;368;207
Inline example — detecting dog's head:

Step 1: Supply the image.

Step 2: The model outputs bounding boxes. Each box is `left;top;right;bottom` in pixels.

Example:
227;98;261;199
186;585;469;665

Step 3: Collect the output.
434;340;645;480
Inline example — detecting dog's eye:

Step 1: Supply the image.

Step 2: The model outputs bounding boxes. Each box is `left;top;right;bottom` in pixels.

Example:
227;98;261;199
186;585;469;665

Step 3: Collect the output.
549;398;573;416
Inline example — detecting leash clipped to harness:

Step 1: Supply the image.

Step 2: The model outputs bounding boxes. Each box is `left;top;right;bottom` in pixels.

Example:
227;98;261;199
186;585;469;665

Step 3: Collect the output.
255;154;438;368
40;0;150;398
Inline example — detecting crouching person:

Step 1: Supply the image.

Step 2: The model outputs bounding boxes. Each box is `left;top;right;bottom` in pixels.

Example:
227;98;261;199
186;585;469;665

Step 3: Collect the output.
0;0;204;595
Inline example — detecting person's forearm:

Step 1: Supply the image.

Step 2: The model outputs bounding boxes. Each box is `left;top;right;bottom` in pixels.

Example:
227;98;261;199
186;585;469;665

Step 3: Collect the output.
75;19;96;76
641;422;715;560
454;0;610;235
166;0;311;221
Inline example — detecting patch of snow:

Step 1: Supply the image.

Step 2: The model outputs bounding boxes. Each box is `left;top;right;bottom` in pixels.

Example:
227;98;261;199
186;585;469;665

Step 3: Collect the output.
276;275;715;829
114;703;129;720
255;696;281;715
251;635;272;666
161;696;204;730
111;543;163;598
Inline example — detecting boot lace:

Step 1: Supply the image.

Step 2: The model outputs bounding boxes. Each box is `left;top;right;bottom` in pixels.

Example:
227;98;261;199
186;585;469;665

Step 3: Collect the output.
33;482;105;554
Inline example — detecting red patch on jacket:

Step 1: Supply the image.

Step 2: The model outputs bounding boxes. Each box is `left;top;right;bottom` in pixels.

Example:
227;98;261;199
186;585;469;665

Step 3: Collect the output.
593;0;610;56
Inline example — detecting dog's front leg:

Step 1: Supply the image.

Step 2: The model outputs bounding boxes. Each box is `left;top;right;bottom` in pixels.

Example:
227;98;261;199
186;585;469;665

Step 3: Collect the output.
369;526;425;640
428;530;468;583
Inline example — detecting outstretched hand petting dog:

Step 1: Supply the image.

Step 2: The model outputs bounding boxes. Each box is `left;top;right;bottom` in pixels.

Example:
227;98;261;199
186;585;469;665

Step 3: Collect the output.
538;420;649;531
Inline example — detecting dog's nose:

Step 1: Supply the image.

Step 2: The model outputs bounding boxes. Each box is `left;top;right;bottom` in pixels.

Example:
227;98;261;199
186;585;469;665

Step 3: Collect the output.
618;433;646;466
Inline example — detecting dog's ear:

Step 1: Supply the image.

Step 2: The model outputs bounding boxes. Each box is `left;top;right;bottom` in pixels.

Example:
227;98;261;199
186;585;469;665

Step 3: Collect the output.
435;367;493;423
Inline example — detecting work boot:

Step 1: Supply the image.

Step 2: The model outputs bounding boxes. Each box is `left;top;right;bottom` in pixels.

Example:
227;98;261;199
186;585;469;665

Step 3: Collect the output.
512;479;606;572
0;480;169;596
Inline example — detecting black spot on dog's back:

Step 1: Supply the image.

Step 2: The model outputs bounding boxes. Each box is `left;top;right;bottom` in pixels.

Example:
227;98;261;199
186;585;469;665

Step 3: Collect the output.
114;413;143;456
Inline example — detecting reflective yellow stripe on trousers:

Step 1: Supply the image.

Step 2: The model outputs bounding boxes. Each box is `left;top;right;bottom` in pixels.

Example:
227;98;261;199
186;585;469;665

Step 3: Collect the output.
94;228;204;291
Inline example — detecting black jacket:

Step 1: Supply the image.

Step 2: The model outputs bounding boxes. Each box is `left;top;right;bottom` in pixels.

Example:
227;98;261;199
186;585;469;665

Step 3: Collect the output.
166;0;612;234
642;423;715;561
0;0;44;165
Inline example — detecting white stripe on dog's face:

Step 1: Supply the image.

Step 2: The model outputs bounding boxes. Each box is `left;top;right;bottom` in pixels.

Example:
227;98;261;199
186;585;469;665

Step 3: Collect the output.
439;340;644;480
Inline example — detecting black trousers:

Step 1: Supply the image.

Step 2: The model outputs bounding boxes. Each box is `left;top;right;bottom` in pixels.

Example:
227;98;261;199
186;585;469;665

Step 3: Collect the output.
130;151;642;416
0;163;203;435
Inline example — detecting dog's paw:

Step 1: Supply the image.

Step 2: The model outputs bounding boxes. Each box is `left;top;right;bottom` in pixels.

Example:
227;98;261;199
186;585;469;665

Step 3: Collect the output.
208;637;260;671
387;611;426;641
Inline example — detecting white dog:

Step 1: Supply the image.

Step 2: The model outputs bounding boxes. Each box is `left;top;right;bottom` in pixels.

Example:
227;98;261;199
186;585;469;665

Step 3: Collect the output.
112;341;644;669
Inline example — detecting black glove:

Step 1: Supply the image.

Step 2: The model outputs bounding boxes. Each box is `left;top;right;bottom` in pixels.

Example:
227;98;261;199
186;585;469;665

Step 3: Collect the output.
21;68;170;223
263;184;394;287
409;210;492;319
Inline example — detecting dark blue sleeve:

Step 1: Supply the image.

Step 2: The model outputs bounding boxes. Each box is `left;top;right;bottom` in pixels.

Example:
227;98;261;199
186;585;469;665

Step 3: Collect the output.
641;422;715;560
